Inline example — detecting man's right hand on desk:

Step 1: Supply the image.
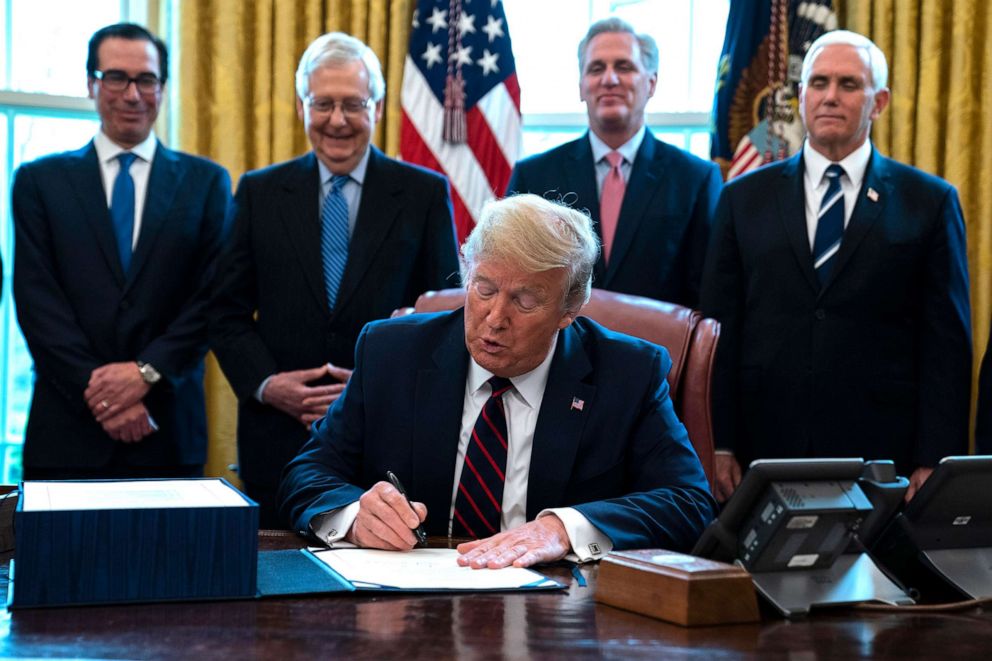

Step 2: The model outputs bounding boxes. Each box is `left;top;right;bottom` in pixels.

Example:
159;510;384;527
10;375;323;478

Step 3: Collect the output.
261;364;350;426
344;481;427;551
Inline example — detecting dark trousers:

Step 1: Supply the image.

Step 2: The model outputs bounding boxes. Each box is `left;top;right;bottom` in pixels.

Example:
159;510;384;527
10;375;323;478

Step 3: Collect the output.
242;480;290;530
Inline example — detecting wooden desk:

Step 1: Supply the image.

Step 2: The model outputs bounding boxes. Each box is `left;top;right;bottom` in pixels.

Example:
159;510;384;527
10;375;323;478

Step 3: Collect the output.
2;532;992;659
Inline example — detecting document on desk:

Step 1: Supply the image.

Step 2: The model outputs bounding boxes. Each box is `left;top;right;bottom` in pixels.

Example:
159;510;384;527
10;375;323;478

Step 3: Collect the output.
311;548;564;591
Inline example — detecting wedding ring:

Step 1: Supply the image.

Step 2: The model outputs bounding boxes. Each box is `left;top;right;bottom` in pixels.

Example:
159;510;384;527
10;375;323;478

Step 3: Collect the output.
101;400;111;410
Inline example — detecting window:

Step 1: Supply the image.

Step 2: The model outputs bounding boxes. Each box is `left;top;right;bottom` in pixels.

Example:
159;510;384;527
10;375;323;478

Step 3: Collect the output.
502;0;729;158
0;0;143;482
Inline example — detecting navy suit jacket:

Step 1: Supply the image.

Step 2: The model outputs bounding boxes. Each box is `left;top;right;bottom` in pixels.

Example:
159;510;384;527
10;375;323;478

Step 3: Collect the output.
700;149;972;475
12;140;232;469
506;131;722;307
209;148;460;488
278;310;716;552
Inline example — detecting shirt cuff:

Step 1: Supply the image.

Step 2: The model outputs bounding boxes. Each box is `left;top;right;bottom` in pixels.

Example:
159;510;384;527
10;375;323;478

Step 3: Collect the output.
309;501;361;546
539;507;613;563
255;375;274;403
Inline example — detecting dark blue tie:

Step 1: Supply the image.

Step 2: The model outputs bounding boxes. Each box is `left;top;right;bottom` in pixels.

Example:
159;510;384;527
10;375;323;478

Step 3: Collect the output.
812;164;845;285
320;175;349;310
453;376;513;539
110;152;137;273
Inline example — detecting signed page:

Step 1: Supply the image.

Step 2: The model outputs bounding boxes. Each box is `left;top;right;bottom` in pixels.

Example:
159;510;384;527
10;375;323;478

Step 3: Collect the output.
311;548;560;590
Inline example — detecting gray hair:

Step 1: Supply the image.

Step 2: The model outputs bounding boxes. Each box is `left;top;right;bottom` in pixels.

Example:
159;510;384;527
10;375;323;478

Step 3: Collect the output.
577;17;659;75
295;32;386;101
461;194;600;313
801;29;888;90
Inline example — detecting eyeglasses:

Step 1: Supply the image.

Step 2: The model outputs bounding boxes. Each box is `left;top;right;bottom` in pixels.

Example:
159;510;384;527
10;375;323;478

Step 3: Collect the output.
93;70;162;94
305;96;373;117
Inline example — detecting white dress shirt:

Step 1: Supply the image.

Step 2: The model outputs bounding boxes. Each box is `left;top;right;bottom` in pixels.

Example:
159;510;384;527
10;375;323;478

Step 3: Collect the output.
316;147;370;237
802;138;872;248
589;125;645;195
93;129;157;250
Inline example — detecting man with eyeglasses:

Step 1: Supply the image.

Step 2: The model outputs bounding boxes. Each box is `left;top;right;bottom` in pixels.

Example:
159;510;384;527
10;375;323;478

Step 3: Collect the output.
11;23;232;480
209;32;459;527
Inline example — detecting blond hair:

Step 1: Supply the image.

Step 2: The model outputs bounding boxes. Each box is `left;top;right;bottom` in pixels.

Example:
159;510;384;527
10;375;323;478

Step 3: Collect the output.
461;194;600;312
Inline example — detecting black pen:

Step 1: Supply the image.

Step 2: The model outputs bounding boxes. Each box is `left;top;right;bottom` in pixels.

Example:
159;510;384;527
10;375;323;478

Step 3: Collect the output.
386;470;427;545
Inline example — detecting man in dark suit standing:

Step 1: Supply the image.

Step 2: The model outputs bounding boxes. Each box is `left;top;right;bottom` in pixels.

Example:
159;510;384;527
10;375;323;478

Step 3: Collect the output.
279;194;715;566
506;18;721;308
12;23;232;479
210;32;459;527
700;30;972;503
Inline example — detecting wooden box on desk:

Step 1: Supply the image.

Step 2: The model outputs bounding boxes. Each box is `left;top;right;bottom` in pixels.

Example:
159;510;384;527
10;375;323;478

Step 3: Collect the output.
595;550;759;626
10;478;258;608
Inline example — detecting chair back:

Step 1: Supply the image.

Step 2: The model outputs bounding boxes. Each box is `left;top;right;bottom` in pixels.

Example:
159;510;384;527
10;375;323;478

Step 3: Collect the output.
396;288;718;487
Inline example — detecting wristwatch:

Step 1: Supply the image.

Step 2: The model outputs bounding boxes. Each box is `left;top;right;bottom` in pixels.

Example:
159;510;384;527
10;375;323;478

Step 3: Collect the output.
137;361;162;385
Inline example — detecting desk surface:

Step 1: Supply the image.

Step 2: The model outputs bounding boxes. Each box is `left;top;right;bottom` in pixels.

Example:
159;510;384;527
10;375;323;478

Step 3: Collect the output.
2;532;992;659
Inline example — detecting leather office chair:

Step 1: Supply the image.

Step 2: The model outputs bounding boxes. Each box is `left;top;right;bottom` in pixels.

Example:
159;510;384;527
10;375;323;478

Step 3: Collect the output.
394;288;719;488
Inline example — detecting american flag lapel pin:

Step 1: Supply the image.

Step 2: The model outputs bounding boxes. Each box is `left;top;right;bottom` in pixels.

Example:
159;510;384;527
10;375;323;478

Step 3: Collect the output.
570;397;585;412
867;187;879;202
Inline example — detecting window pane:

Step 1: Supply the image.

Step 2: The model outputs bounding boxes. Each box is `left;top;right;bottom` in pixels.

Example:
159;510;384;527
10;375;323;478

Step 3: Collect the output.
504;0;590;116
13;113;99;168
504;0;729;115
1;113;99;483
0;111;27;481
8;0;122;96
521;126;586;158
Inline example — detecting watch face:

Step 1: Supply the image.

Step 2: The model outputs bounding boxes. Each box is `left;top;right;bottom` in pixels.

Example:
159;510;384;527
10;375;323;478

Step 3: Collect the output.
140;363;161;384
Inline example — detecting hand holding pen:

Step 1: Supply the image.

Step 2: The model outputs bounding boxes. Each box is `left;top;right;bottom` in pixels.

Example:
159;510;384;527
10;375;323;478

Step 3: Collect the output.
387;471;428;545
344;472;428;550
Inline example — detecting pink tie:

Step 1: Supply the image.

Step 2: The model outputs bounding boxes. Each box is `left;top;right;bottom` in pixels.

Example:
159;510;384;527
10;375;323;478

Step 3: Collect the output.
600;151;625;264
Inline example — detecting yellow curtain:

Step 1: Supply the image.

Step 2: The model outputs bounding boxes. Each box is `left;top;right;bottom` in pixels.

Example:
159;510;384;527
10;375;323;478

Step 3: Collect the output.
839;1;992;449
170;0;414;480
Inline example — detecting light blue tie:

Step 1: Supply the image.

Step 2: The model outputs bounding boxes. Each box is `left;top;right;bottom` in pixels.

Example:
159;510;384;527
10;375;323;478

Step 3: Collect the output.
812;164;845;286
110;152;137;273
320;175;349;310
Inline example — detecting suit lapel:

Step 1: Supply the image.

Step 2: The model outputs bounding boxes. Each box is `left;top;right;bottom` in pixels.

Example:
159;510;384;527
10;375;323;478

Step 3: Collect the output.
605;133;660;284
566;137;607;285
526;323;595;520
819;150;888;293
126;142;180;290
411;310;471;530
67;142;127;285
777;153;820;293
277;153;328;314
332;147;402;315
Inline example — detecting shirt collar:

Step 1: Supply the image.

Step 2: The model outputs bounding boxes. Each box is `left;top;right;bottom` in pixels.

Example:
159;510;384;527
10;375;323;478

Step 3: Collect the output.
94;129;157;164
317;147;371;188
467;332;559;409
588;126;646;166
802;138;872;188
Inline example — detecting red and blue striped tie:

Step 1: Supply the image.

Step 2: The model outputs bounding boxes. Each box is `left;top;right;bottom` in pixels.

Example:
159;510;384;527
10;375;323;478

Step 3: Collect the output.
453;376;512;539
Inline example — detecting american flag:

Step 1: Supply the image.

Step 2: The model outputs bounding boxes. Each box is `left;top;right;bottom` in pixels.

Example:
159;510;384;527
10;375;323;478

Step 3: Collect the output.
400;0;521;243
